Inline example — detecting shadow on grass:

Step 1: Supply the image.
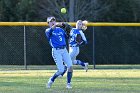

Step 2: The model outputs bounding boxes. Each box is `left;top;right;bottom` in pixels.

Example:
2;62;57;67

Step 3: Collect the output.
94;65;140;69
0;65;140;71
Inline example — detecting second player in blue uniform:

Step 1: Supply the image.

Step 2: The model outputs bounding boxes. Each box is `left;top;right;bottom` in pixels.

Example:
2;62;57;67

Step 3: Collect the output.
69;20;89;72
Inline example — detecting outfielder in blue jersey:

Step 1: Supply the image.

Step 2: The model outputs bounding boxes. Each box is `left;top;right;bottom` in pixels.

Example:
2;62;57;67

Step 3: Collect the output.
45;17;73;89
69;20;88;71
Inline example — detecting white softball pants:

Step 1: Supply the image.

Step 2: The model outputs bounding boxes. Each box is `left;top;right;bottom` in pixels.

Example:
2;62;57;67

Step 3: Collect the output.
69;47;80;65
52;48;73;74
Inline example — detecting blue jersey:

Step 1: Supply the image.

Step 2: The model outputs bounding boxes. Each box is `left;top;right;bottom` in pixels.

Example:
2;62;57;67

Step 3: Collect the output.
69;28;87;47
45;27;67;48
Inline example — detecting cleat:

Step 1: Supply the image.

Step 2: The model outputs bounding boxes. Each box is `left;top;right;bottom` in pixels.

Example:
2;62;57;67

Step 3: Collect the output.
66;83;72;89
47;78;53;88
84;63;89;72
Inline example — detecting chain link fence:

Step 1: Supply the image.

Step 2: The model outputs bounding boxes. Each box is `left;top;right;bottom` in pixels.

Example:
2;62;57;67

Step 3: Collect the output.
0;26;93;69
95;27;140;64
0;26;140;69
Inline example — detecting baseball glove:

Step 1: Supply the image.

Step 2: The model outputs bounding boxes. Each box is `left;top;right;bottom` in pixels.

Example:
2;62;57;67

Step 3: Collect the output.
61;22;72;34
76;34;83;44
56;22;72;37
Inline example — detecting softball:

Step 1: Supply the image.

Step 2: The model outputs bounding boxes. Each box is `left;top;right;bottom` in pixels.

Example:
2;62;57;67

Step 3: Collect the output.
61;8;67;14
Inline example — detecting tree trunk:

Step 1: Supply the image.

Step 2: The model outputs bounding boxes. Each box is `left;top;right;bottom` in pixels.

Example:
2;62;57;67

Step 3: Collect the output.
69;0;74;22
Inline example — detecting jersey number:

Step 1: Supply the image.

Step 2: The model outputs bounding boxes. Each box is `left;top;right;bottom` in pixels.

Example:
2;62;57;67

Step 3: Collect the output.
59;36;62;41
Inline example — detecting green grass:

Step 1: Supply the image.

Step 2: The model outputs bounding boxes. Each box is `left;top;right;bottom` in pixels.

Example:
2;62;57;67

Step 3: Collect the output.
0;66;140;93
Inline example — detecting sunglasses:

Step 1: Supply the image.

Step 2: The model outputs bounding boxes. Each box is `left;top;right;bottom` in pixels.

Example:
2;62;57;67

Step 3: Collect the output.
48;18;56;23
50;18;56;22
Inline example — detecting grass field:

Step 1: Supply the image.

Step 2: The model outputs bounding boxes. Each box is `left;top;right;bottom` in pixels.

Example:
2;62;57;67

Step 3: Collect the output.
0;65;140;93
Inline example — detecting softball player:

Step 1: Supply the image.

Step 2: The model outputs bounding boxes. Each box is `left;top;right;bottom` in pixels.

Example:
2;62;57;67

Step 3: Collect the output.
45;17;73;89
69;20;88;71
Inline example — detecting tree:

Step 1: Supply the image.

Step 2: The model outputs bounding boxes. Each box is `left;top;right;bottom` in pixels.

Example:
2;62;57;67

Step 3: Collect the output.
0;0;140;22
0;0;37;21
93;0;140;22
36;0;68;22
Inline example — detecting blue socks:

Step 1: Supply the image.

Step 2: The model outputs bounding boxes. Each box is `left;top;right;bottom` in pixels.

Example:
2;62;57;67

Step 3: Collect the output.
51;66;67;82
51;71;72;84
67;72;72;84
51;73;59;82
76;60;85;67
51;66;72;84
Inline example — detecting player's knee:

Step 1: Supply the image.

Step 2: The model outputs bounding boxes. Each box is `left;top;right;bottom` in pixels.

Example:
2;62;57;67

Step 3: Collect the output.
64;66;67;71
68;66;73;72
56;71;63;75
56;68;65;75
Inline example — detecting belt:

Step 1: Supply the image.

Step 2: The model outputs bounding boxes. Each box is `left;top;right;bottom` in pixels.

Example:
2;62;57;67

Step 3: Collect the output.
70;46;78;47
53;46;65;50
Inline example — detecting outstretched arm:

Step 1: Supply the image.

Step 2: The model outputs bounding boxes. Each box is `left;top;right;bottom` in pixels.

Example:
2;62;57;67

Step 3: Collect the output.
56;22;72;37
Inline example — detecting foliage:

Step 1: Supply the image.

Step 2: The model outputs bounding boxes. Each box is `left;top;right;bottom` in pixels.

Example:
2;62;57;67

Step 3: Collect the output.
0;0;37;21
0;0;140;22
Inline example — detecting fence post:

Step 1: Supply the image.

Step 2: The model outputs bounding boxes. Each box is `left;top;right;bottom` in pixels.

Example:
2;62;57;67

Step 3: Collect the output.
24;26;27;70
93;27;96;69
